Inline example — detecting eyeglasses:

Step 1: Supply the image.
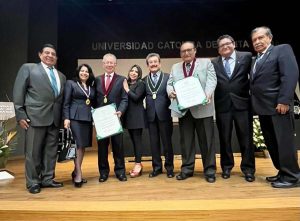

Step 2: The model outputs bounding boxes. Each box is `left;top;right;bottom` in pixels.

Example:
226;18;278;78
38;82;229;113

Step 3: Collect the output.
218;41;233;49
103;61;116;65
180;48;195;54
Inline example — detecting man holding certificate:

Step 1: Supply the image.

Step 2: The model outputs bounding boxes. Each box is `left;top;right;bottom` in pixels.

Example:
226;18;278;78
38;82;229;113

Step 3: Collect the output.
167;41;217;183
94;53;128;182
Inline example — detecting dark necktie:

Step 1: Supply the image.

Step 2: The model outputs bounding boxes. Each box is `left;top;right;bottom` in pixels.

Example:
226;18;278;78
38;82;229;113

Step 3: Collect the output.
186;63;191;74
105;74;111;90
224;57;231;77
48;67;59;97
253;53;264;74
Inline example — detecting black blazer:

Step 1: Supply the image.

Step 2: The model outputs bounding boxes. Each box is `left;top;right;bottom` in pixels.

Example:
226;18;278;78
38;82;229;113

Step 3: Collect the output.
94;73;128;114
63;80;95;122
143;72;171;122
212;51;252;113
123;80;147;129
250;44;299;115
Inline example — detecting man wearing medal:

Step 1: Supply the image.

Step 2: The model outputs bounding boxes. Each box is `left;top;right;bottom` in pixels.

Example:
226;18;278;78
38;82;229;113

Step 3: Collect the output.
144;53;174;178
94;53;128;182
167;41;217;183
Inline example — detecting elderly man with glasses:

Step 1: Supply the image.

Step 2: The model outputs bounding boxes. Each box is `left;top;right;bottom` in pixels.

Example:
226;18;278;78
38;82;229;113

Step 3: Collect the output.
167;41;217;183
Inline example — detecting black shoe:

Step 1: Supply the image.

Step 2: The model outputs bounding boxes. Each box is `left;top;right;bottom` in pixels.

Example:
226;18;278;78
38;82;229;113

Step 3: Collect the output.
72;171;87;183
41;180;63;188
221;169;231;179
266;174;280;182
28;184;41;194
245;173;255;182
74;180;83;188
176;172;193;180
205;175;216;183
149;170;162;178
117;174;127;182
167;170;175;178
271;180;300;188
99;174;108;182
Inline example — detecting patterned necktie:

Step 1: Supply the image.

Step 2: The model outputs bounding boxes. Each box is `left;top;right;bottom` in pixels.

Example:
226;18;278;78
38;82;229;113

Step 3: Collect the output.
48;67;59;97
224;57;231;77
186;63;191;74
105;74;111;90
253;53;263;74
153;73;158;85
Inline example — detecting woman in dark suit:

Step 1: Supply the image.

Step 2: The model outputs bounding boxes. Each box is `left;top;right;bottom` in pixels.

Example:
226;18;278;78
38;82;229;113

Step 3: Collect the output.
63;64;95;187
123;64;147;178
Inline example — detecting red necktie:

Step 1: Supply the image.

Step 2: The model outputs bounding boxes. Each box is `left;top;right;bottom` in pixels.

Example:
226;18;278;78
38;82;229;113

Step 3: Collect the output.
105;74;111;90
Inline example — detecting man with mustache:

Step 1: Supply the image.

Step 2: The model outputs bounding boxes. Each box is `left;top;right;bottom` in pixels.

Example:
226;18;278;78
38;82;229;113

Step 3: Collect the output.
144;53;174;178
250;26;300;188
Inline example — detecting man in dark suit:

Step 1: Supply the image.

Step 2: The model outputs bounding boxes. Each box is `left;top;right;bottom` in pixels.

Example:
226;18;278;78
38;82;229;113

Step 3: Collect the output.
95;53;128;182
250;26;300;188
13;44;66;194
144;53;174;178
212;35;255;182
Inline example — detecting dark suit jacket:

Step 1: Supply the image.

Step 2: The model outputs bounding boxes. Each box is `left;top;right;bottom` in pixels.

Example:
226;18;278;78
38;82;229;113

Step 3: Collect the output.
13;63;66;127
143;72;171;122
250;44;299;115
63;80;96;122
95;73;128;114
212;51;252;113
123;80;147;129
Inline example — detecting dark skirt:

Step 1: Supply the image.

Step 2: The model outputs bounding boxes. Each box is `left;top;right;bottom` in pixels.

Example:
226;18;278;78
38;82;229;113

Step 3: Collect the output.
70;120;93;148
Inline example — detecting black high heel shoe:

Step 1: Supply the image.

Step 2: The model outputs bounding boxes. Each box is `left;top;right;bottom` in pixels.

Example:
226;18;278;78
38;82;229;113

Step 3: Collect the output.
74;180;83;188
71;171;87;183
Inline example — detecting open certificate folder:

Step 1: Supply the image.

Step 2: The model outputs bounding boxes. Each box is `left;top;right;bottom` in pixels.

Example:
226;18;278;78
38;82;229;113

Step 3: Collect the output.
173;76;207;110
91;103;123;140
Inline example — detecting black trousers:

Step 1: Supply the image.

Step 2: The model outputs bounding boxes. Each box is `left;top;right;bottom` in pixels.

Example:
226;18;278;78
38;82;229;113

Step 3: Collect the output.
216;109;255;174
179;111;216;176
97;133;125;176
128;128;143;163
259;113;300;182
148;115;174;172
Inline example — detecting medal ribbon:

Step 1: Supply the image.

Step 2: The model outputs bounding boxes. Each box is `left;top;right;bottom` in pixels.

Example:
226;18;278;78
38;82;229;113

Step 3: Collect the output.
101;73;117;96
76;82;90;99
183;58;196;78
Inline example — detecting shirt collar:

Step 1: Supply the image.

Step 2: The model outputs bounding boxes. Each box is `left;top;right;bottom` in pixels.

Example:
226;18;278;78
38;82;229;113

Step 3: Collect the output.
222;50;236;62
105;72;114;77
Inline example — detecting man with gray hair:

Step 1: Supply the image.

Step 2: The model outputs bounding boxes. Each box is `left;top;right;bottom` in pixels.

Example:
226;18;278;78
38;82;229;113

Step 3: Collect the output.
144;53;174;178
167;41;217;183
94;53;128;182
250;26;300;188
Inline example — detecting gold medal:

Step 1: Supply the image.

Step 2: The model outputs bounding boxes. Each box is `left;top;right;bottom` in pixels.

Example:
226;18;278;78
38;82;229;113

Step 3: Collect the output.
86;99;90;105
104;97;108;103
152;93;157;100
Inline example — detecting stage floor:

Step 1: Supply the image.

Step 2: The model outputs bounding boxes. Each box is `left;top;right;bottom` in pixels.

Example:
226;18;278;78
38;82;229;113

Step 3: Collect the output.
0;151;299;221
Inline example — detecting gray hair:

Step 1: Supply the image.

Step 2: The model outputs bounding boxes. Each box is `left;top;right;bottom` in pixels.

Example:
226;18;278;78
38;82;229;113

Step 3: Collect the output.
251;26;273;38
146;53;160;65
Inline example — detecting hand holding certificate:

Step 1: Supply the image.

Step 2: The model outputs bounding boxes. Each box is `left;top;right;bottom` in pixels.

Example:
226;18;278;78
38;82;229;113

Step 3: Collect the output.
92;103;123;140
173;76;207;110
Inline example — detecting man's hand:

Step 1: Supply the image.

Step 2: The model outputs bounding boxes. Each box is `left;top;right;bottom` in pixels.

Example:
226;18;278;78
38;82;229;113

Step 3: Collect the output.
19;119;30;130
115;111;122;118
276;103;289;114
169;91;176;99
64;119;70;129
